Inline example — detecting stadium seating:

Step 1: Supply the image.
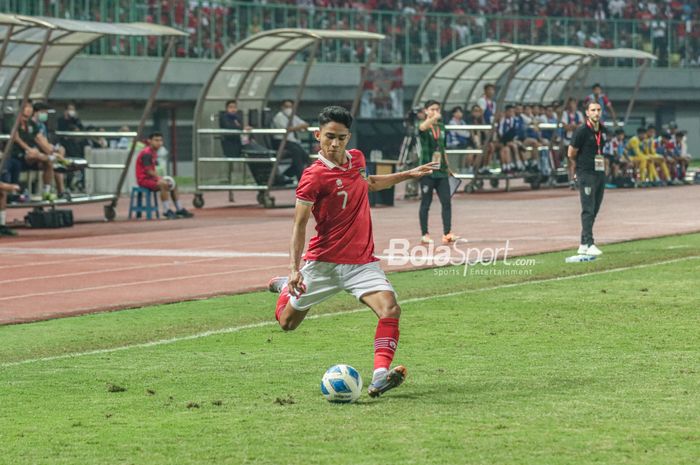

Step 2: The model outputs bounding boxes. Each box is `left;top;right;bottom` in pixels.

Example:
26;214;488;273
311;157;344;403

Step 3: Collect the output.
3;0;700;67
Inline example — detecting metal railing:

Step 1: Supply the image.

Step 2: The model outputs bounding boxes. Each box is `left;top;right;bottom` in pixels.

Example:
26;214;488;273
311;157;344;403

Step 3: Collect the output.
0;1;698;67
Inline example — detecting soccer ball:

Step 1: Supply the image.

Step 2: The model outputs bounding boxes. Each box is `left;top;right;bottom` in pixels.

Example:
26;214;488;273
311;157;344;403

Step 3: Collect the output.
321;364;363;403
162;175;176;191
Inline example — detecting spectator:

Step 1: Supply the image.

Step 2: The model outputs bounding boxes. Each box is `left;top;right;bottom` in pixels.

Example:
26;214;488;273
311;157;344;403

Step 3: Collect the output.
117;126;132;149
671;130;691;182
465;104;492;174
585;84;617;125
644;125;672;184
561;98;584;148
219;99;245;158
9;101;67;201
446;106;469;149
0;181;20;236
135;132;193;219
626;126;652;186
476;83;497;124
32;101;70;196
56;103;86;158
271;99;311;182
497;104;520;173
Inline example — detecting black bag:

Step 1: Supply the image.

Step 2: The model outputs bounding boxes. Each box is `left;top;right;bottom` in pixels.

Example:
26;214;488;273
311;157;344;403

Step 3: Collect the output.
25;209;74;228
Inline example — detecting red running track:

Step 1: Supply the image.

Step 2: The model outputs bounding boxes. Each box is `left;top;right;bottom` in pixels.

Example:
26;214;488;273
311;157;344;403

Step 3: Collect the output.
1;183;699;324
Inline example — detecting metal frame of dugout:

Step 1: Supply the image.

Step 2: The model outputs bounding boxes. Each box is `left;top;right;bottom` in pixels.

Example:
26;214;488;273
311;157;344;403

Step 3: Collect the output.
0;14;185;220
413;43;656;193
192;28;384;209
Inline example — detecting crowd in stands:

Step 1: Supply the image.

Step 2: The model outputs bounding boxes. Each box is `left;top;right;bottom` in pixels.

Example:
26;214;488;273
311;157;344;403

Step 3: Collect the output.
443;82;692;188
8;1;700;66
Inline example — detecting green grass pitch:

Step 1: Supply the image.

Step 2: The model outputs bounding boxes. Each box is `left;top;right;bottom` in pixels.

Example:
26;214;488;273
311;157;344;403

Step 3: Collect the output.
1;234;699;464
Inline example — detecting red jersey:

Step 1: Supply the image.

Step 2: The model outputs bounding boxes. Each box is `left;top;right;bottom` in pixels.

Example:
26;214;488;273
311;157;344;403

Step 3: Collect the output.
136;146;158;183
296;149;377;265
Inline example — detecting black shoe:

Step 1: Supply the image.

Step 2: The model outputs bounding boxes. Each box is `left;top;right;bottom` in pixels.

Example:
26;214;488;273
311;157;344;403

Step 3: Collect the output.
0;225;18;237
176;208;194;218
164;210;177;220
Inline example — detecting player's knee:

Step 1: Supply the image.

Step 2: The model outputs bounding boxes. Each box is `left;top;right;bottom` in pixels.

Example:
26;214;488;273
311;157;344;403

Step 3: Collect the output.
380;303;401;319
279;318;299;332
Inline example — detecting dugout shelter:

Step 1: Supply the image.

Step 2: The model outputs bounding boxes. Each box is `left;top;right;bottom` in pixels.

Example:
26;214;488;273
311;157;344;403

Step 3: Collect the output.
0;14;185;220
413;43;656;192
192;28;385;208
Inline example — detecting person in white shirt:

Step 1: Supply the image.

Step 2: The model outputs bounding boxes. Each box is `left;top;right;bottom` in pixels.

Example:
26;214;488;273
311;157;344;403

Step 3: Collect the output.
271;99;311;182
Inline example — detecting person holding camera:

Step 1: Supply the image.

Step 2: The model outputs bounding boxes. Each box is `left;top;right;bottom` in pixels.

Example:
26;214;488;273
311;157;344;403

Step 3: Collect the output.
417;100;459;245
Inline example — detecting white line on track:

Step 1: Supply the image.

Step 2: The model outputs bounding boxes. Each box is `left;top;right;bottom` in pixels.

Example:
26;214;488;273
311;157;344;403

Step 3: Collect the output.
1;255;696;369
0;263;288;302
0;247;288;259
0;256;232;285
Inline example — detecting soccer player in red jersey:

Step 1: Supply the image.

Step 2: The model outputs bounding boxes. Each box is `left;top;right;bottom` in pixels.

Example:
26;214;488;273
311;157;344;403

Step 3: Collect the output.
268;106;437;398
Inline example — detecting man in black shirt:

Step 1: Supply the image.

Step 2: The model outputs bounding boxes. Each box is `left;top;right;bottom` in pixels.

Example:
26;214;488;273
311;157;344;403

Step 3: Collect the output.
11;101;66;200
568;101;607;256
219;100;244;158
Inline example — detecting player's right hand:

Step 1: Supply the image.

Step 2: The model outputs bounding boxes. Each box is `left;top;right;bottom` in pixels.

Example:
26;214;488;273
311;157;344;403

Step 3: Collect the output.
287;269;306;298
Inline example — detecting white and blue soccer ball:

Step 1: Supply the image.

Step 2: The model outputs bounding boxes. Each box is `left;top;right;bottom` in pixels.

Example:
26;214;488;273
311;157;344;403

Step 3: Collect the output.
321;364;363;403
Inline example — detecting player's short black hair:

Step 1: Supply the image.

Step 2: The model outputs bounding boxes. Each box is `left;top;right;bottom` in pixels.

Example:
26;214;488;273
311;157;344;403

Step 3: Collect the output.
423;99;440;109
592;83;602;89
585;100;601;110
281;99;294;107
614;128;625;136
225;99;237;107
148;132;163;139
505;104;514;110
675;130;684;137
484;83;495;91
637;127;646;135
647;124;656;131
450;106;463;116
318;105;353;129
471;104;482;112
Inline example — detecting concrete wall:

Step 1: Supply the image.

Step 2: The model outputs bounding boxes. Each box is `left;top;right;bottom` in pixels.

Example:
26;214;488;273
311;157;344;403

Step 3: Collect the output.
52;55;700;103
48;56;700;164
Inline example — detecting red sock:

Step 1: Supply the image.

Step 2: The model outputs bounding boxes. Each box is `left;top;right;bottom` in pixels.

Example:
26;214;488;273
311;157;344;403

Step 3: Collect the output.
275;288;290;322
374;318;400;370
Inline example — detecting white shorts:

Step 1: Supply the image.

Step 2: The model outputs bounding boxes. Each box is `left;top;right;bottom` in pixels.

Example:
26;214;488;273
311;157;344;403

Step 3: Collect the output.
290;261;396;311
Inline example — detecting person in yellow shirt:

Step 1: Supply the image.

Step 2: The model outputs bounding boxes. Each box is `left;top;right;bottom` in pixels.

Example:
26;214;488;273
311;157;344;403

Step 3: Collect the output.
626;127;652;186
644;125;671;185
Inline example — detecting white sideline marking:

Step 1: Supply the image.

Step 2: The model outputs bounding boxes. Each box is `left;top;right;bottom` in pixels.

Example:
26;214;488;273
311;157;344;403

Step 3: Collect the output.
1;255;697;369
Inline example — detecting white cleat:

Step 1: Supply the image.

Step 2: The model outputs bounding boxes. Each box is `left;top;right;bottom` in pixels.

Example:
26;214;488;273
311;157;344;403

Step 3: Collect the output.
586;244;603;256
577;244;589;254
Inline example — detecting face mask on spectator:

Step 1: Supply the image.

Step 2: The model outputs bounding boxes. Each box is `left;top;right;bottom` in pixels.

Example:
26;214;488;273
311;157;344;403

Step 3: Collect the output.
283;108;293;117
68;110;77;118
38;112;48;122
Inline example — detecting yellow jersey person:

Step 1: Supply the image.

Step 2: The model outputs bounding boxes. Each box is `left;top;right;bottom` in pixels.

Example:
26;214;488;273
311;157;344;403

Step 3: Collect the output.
643;125;671;185
625;127;653;186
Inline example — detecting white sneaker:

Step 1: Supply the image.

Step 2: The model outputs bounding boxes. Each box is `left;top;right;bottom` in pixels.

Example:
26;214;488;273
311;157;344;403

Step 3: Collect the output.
577;244;589;254
586;244;603;256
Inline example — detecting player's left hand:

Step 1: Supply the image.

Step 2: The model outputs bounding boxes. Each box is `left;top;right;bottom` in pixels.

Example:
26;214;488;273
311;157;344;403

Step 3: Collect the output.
409;162;439;178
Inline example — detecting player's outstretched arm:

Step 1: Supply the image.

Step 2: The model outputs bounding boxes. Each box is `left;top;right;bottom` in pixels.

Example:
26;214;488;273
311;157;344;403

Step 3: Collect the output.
367;162;438;192
288;200;312;297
